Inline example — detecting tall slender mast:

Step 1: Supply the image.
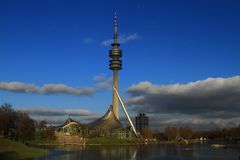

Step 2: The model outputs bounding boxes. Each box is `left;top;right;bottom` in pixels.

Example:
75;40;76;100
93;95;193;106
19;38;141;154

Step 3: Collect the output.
113;87;137;137
109;12;122;120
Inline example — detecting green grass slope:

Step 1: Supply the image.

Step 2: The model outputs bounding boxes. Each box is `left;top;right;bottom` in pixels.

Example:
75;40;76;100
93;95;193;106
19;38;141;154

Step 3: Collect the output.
0;138;48;160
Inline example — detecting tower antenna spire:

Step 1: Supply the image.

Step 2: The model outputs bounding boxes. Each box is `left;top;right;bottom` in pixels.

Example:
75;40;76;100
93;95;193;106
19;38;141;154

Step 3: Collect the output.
114;11;118;45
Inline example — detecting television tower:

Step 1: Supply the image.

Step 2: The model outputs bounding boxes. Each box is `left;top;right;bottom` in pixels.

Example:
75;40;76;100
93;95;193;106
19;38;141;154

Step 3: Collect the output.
109;13;122;120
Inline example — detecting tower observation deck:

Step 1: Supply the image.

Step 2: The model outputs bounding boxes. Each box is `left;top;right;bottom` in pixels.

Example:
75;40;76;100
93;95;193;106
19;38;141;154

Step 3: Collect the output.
109;13;122;120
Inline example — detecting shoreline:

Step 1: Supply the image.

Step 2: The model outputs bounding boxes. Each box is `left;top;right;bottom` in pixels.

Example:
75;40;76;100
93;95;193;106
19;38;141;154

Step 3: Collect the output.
31;140;240;147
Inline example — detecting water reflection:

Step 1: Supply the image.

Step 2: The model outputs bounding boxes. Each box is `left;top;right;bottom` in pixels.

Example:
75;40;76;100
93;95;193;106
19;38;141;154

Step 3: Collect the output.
36;145;138;160
35;144;240;160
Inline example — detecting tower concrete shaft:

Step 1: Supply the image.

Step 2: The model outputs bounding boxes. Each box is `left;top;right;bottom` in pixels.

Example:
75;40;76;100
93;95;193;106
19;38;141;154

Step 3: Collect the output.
112;70;119;119
109;13;122;120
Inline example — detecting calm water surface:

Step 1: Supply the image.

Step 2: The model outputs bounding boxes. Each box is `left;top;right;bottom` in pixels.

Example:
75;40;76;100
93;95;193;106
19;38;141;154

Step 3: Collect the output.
35;144;240;160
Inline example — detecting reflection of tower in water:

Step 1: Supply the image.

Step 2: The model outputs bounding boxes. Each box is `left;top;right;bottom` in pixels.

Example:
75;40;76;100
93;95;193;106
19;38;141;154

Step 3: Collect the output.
78;146;138;160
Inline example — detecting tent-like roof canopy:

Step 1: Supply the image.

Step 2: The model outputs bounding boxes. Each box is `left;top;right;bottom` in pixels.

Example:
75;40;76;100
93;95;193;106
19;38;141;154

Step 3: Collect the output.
58;117;84;129
89;105;123;129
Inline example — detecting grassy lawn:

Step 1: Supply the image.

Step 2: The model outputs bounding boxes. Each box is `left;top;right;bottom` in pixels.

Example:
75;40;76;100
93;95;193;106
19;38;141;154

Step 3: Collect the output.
0;138;48;160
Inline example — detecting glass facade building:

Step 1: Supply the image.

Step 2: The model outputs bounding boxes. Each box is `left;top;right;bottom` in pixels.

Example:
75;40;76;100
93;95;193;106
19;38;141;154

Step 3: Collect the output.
135;113;149;134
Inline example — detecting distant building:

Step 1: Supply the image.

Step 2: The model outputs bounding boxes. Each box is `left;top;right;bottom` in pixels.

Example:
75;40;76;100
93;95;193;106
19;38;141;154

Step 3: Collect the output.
135;113;149;134
57;117;85;136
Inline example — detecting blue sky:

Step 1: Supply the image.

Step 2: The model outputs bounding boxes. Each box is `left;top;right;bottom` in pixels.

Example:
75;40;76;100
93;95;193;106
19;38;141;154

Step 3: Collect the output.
0;0;240;130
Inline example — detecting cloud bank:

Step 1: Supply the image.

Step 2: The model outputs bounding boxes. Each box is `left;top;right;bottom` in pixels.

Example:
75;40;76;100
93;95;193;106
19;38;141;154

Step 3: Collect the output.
126;76;240;119
0;74;113;96
146;114;239;131
17;108;96;125
102;33;140;46
0;81;95;96
20;108;92;116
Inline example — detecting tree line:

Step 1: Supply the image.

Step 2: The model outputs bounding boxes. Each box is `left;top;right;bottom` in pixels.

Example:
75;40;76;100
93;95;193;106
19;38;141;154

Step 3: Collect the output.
0;103;55;143
153;126;240;141
1;103;240;143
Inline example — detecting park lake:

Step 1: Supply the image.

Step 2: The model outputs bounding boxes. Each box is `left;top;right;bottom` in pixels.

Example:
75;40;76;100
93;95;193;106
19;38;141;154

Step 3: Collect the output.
34;143;240;160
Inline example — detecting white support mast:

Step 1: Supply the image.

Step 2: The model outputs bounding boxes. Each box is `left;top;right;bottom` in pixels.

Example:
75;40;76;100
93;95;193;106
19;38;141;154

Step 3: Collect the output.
113;87;137;137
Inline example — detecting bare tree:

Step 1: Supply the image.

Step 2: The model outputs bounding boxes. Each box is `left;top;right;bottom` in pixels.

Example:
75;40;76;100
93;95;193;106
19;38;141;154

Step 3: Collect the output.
17;112;35;142
164;126;178;141
179;126;192;140
142;126;152;139
0;103;16;138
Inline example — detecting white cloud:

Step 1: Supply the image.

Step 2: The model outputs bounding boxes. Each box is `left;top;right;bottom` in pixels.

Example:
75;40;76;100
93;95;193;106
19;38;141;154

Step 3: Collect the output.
18;108;99;125
93;73;113;90
126;76;240;119
95;76;113;89
93;73;107;81
0;82;38;93
20;108;92;116
41;84;95;96
101;33;141;46
82;37;93;44
0;81;95;96
145;114;239;131
128;76;240;96
101;39;113;47
0;73;114;97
